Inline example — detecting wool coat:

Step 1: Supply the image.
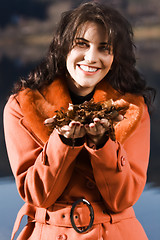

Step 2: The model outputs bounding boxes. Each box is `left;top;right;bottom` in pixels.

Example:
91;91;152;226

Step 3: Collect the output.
3;77;150;240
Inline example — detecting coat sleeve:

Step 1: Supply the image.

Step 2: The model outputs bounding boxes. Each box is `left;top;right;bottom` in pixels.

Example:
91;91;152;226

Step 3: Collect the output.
3;96;83;208
85;104;150;212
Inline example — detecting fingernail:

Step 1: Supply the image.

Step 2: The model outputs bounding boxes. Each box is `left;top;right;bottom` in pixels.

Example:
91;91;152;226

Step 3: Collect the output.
94;118;100;122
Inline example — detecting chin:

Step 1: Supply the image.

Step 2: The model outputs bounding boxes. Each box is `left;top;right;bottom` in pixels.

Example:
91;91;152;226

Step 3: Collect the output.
78;80;98;87
79;83;94;89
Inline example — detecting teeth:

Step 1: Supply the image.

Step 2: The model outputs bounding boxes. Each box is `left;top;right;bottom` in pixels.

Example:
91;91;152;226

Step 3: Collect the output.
79;65;98;72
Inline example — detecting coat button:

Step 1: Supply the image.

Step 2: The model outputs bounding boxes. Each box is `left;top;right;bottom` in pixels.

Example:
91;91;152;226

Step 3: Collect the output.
121;156;126;166
56;234;67;240
86;180;95;189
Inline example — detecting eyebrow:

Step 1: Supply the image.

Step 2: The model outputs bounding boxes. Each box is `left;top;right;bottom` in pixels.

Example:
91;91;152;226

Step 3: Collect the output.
75;37;109;45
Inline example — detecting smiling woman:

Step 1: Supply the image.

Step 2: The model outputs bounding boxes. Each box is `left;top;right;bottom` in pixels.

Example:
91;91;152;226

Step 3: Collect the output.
66;22;114;96
3;2;155;240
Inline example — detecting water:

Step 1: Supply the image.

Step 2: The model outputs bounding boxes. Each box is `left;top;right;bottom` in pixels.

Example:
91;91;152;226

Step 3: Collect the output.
0;177;160;240
0;177;26;240
134;184;160;240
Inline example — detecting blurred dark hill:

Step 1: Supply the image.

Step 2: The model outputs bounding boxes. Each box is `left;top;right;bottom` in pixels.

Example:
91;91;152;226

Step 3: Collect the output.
0;0;160;186
0;56;37;101
0;0;53;28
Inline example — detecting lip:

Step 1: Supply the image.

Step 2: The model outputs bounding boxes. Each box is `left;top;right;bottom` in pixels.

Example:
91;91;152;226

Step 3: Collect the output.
77;64;101;75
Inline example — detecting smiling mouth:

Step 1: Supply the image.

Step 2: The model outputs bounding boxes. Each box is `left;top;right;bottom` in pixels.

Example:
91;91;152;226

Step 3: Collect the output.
78;64;100;73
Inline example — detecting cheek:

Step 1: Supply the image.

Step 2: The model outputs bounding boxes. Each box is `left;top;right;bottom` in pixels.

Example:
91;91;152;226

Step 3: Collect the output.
66;53;78;71
66;56;73;75
106;55;114;66
103;56;114;72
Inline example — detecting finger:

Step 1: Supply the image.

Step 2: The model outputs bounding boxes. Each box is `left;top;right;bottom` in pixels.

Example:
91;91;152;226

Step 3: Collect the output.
86;122;99;136
55;127;61;135
85;123;94;134
95;123;105;135
73;123;81;134
69;121;80;138
61;125;71;131
69;121;81;128
116;114;124;122
92;118;102;130
93;118;105;129
57;125;71;136
115;114;124;122
89;122;95;128
63;131;72;138
44;116;56;126
74;124;86;138
69;121;76;128
72;125;80;138
100;119;110;129
69;124;85;139
60;127;75;138
93;117;100;123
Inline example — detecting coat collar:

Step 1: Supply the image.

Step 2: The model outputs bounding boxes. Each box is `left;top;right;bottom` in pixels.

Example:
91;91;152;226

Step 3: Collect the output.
18;77;145;144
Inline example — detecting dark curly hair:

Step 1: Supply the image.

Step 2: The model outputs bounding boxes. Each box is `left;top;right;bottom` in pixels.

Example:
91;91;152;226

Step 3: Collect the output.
13;1;155;108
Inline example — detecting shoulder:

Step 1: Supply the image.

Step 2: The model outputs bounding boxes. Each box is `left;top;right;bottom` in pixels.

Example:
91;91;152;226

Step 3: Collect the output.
3;94;23;119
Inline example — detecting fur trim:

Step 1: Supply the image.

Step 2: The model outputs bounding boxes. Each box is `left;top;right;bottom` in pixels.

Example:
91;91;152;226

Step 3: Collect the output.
18;77;145;144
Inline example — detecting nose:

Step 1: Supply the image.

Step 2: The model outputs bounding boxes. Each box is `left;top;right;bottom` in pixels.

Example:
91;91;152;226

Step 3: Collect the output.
84;46;98;63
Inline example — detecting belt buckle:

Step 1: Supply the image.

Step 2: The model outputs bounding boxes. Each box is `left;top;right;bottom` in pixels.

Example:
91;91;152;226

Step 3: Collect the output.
70;198;94;233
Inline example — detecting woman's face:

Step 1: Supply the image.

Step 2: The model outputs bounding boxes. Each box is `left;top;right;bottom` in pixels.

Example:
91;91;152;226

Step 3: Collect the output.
66;22;114;96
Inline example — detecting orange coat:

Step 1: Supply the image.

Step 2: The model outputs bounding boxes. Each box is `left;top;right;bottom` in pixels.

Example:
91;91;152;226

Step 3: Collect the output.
3;78;150;240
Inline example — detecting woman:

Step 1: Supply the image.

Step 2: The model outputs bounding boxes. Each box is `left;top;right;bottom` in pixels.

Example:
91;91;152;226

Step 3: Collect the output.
4;2;155;240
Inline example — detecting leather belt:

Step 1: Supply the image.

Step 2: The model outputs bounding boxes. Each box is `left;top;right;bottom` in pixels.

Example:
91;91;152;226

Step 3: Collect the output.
45;201;110;227
11;201;135;240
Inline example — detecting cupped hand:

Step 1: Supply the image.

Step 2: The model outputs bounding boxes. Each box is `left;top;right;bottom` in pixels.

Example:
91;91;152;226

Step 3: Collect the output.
84;118;110;146
85;118;110;136
84;113;124;146
57;121;86;139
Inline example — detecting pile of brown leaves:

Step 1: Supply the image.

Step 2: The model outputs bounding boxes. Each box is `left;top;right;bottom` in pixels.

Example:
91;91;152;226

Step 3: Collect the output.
44;99;129;141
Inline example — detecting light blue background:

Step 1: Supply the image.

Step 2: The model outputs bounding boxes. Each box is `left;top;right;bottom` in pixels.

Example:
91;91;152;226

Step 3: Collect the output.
0;177;160;240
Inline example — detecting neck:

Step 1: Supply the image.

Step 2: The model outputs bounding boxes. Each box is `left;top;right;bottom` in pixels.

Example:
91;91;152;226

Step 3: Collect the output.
66;79;94;97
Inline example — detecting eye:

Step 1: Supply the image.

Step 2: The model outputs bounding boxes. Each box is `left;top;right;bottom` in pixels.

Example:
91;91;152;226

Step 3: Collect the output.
99;44;111;53
75;40;89;48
